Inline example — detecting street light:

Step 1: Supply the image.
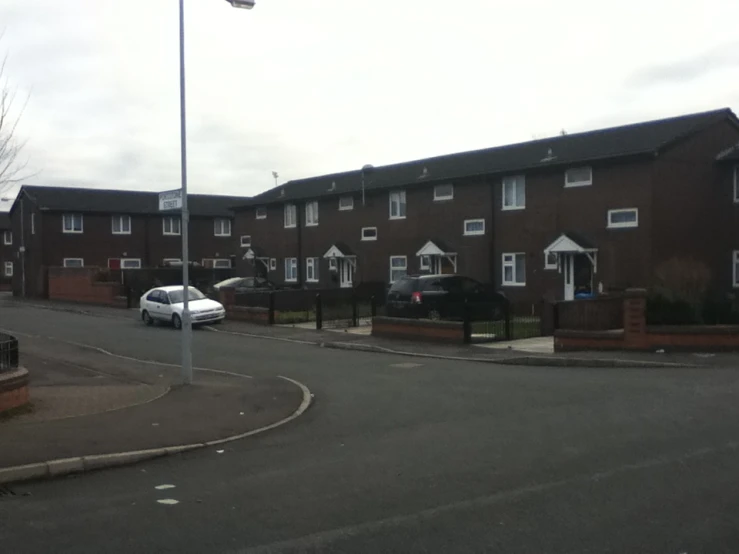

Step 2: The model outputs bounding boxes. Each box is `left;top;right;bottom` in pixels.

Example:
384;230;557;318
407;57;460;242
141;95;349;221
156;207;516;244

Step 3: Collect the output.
178;0;254;385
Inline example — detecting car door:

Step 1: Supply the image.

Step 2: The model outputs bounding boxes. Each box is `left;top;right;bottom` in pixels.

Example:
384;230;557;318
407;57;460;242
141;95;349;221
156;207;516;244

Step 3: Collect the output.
440;277;465;319
460;278;487;320
159;291;174;320
145;290;164;320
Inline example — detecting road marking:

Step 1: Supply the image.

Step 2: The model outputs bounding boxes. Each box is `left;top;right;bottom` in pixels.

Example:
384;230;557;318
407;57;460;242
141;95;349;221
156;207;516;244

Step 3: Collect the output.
390;362;423;368
156;499;179;505
155;484;175;490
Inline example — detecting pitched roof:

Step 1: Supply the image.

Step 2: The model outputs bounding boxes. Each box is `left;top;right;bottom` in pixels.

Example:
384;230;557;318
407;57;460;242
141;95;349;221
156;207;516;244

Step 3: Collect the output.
0;212;9;230
240;108;738;207
13;186;248;217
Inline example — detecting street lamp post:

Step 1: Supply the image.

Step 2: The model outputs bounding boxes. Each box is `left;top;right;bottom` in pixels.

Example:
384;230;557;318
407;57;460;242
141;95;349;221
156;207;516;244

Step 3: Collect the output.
177;0;255;385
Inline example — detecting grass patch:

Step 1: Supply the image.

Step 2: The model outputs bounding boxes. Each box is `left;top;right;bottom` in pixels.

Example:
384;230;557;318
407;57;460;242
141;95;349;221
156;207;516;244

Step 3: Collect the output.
472;318;541;340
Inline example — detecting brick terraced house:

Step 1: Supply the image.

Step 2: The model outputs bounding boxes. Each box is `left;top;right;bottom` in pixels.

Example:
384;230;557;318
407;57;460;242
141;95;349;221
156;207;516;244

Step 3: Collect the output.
233;108;739;305
8;186;248;297
0;212;12;290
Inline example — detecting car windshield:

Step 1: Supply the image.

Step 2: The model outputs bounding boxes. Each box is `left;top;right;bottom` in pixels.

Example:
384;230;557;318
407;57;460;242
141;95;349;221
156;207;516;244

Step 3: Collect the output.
167;287;206;304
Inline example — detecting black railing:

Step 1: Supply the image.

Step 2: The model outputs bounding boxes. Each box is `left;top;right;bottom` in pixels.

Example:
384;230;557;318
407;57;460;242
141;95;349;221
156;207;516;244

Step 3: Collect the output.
0;332;19;373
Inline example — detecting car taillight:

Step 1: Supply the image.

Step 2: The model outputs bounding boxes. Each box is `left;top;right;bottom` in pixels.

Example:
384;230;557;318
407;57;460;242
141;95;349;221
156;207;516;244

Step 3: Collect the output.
411;292;423;304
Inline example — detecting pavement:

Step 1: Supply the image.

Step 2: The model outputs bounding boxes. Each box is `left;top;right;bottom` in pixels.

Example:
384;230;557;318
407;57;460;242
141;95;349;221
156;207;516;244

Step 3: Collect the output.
3;301;739;552
0;334;309;479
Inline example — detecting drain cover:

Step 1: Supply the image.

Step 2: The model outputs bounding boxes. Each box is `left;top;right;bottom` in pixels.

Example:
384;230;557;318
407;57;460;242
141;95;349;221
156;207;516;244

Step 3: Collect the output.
0;486;16;498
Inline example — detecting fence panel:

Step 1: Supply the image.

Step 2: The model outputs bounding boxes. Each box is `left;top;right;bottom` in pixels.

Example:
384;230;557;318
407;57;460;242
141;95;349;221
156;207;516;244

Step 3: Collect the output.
469;301;543;343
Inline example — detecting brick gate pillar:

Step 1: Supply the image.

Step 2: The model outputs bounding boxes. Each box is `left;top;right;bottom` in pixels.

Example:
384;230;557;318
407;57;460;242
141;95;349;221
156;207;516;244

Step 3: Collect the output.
623;288;647;350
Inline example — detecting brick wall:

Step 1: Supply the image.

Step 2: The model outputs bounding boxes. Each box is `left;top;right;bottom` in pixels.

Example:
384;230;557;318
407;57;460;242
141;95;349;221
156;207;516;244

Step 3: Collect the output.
48;267;126;307
0;368;30;414
372;316;465;344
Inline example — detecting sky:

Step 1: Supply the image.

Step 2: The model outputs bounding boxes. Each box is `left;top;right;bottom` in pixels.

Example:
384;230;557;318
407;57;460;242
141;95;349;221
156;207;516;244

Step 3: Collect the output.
0;0;738;207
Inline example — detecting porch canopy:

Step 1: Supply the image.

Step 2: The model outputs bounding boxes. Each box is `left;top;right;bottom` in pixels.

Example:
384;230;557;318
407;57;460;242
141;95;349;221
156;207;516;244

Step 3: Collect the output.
543;232;598;271
242;246;270;270
323;242;355;259
416;239;458;272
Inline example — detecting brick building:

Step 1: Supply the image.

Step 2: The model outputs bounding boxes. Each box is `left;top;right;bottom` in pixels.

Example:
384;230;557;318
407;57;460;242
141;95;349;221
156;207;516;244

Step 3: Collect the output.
0;213;12;290
8;186;248;297
232;108;739;305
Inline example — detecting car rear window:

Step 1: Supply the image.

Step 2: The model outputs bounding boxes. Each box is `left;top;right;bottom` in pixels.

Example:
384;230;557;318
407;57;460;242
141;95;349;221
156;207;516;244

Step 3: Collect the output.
389;278;416;295
420;279;445;292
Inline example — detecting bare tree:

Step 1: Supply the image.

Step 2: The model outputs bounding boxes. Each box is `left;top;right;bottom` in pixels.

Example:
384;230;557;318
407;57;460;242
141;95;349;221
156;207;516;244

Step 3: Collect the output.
0;45;30;197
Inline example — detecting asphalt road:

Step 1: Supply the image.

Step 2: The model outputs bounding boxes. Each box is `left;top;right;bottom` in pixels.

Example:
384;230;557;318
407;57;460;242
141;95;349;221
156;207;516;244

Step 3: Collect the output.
2;304;739;553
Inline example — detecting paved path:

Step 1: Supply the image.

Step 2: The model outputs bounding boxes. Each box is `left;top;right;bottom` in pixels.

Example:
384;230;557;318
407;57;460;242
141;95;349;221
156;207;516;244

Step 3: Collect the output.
2;302;739;552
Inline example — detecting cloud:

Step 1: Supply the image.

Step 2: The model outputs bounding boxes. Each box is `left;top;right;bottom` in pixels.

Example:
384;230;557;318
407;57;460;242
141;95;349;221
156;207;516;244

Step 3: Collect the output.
628;43;739;87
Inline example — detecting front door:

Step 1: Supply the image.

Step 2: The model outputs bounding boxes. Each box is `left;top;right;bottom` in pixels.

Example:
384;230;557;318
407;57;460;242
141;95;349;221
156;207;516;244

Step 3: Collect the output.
563;254;575;301
430;256;441;274
339;259;353;288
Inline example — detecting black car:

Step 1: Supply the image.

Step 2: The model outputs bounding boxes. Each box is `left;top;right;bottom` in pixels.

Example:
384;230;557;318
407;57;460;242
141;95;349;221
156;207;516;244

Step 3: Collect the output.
210;276;277;295
386;274;507;321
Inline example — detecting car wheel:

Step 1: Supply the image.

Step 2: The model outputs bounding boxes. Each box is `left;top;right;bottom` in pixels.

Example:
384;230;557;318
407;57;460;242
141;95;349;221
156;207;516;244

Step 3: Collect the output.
172;314;182;330
141;310;154;326
428;309;441;321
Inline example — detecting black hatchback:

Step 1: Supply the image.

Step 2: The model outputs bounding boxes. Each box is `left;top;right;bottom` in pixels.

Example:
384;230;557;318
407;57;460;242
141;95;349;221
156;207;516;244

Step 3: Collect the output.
386;274;507;321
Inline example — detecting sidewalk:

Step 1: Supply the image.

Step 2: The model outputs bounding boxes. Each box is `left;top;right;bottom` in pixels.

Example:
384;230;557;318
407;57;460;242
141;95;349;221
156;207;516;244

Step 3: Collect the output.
0;335;309;480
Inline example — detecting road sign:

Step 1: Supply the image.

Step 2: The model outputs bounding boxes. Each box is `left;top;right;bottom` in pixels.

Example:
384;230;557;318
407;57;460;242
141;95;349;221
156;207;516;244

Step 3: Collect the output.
159;189;183;211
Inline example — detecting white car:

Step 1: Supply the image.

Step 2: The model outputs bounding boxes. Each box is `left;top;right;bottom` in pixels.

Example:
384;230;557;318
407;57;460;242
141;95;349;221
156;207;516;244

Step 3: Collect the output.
139;285;226;328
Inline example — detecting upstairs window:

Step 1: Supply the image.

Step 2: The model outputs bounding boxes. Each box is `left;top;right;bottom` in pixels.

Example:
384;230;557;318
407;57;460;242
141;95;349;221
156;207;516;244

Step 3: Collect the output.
389;190;407;219
339;196;354;211
433;184;454;201
63;258;84;268
2;230;11;245
63;214;83;233
214;218;231;236
607;208;638;229
256;207;267;219
284;204;297;228
502;176;525;210
112;215;131;235
240;235;252;248
163;217;181;236
463;219;485;236
565;167;593;188
361;227;378;241
305;201;319;226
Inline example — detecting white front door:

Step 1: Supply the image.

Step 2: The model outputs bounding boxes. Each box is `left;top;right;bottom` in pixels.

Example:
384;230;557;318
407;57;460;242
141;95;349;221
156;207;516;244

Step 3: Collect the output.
430;256;442;274
339;259;353;288
563;254;575;301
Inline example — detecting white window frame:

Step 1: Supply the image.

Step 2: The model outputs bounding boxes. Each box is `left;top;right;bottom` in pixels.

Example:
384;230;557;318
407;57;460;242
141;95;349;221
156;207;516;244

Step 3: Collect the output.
269;258;277;271
305;201;319;227
63;258;84;268
389;190;407;220
111;215;131;235
433;184;454;201
214;218;231;237
502;253;526;287
419;255;430;270
389;255;408;283
502;176;525;211
213;259;231;269
734;251;739;288
284;204;297;228
121;258;142;269
339;196;354;211
306;257;319;283
564;166;593;188
2;230;11;245
607;208;639;229
361;227;378;241
62;214;83;234
31;213;35;235
162;217;181;236
329;258;337;271
544;252;558;270
463;219;485;236
163;258;181;265
240;235;252;248
733;166;739;203
256;207;267;220
284;257;298;282
3;261;12;277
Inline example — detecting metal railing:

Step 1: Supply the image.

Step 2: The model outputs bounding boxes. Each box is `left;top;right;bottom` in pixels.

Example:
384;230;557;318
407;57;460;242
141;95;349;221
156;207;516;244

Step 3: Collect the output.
0;332;19;373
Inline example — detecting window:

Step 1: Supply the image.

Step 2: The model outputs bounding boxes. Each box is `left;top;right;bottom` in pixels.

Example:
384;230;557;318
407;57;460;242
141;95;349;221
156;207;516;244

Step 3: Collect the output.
163;217;181;235
389;190;407;219
62;214;83;233
269;258;277;271
306;257;319;282
607;208;638;229
361;227;378;241
121;258;142;269
339;196;354;211
502;253;526;286
284;204;297;228
329;258;337;271
390;255;408;283
163;258;181;266
284;257;298;282
31;213;35;235
63;258;84;268
214;218;231;236
240;235;252;247
463;219;485;236
434;184;454;201
112;215;131;235
2;230;11;245
502;176;525;210
565;167;593;187
256;207;267;220
420;255;430;270
544;252;558;270
3;261;12;277
213;259;231;269
305;201;319;226
734;251;739;288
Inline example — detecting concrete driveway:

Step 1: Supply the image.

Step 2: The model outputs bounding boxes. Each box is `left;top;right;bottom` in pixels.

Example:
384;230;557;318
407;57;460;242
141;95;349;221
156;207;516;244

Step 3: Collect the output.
2;302;739;553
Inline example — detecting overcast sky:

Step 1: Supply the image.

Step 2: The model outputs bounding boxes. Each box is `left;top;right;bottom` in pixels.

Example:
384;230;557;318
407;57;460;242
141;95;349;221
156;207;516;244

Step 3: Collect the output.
0;0;738;205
